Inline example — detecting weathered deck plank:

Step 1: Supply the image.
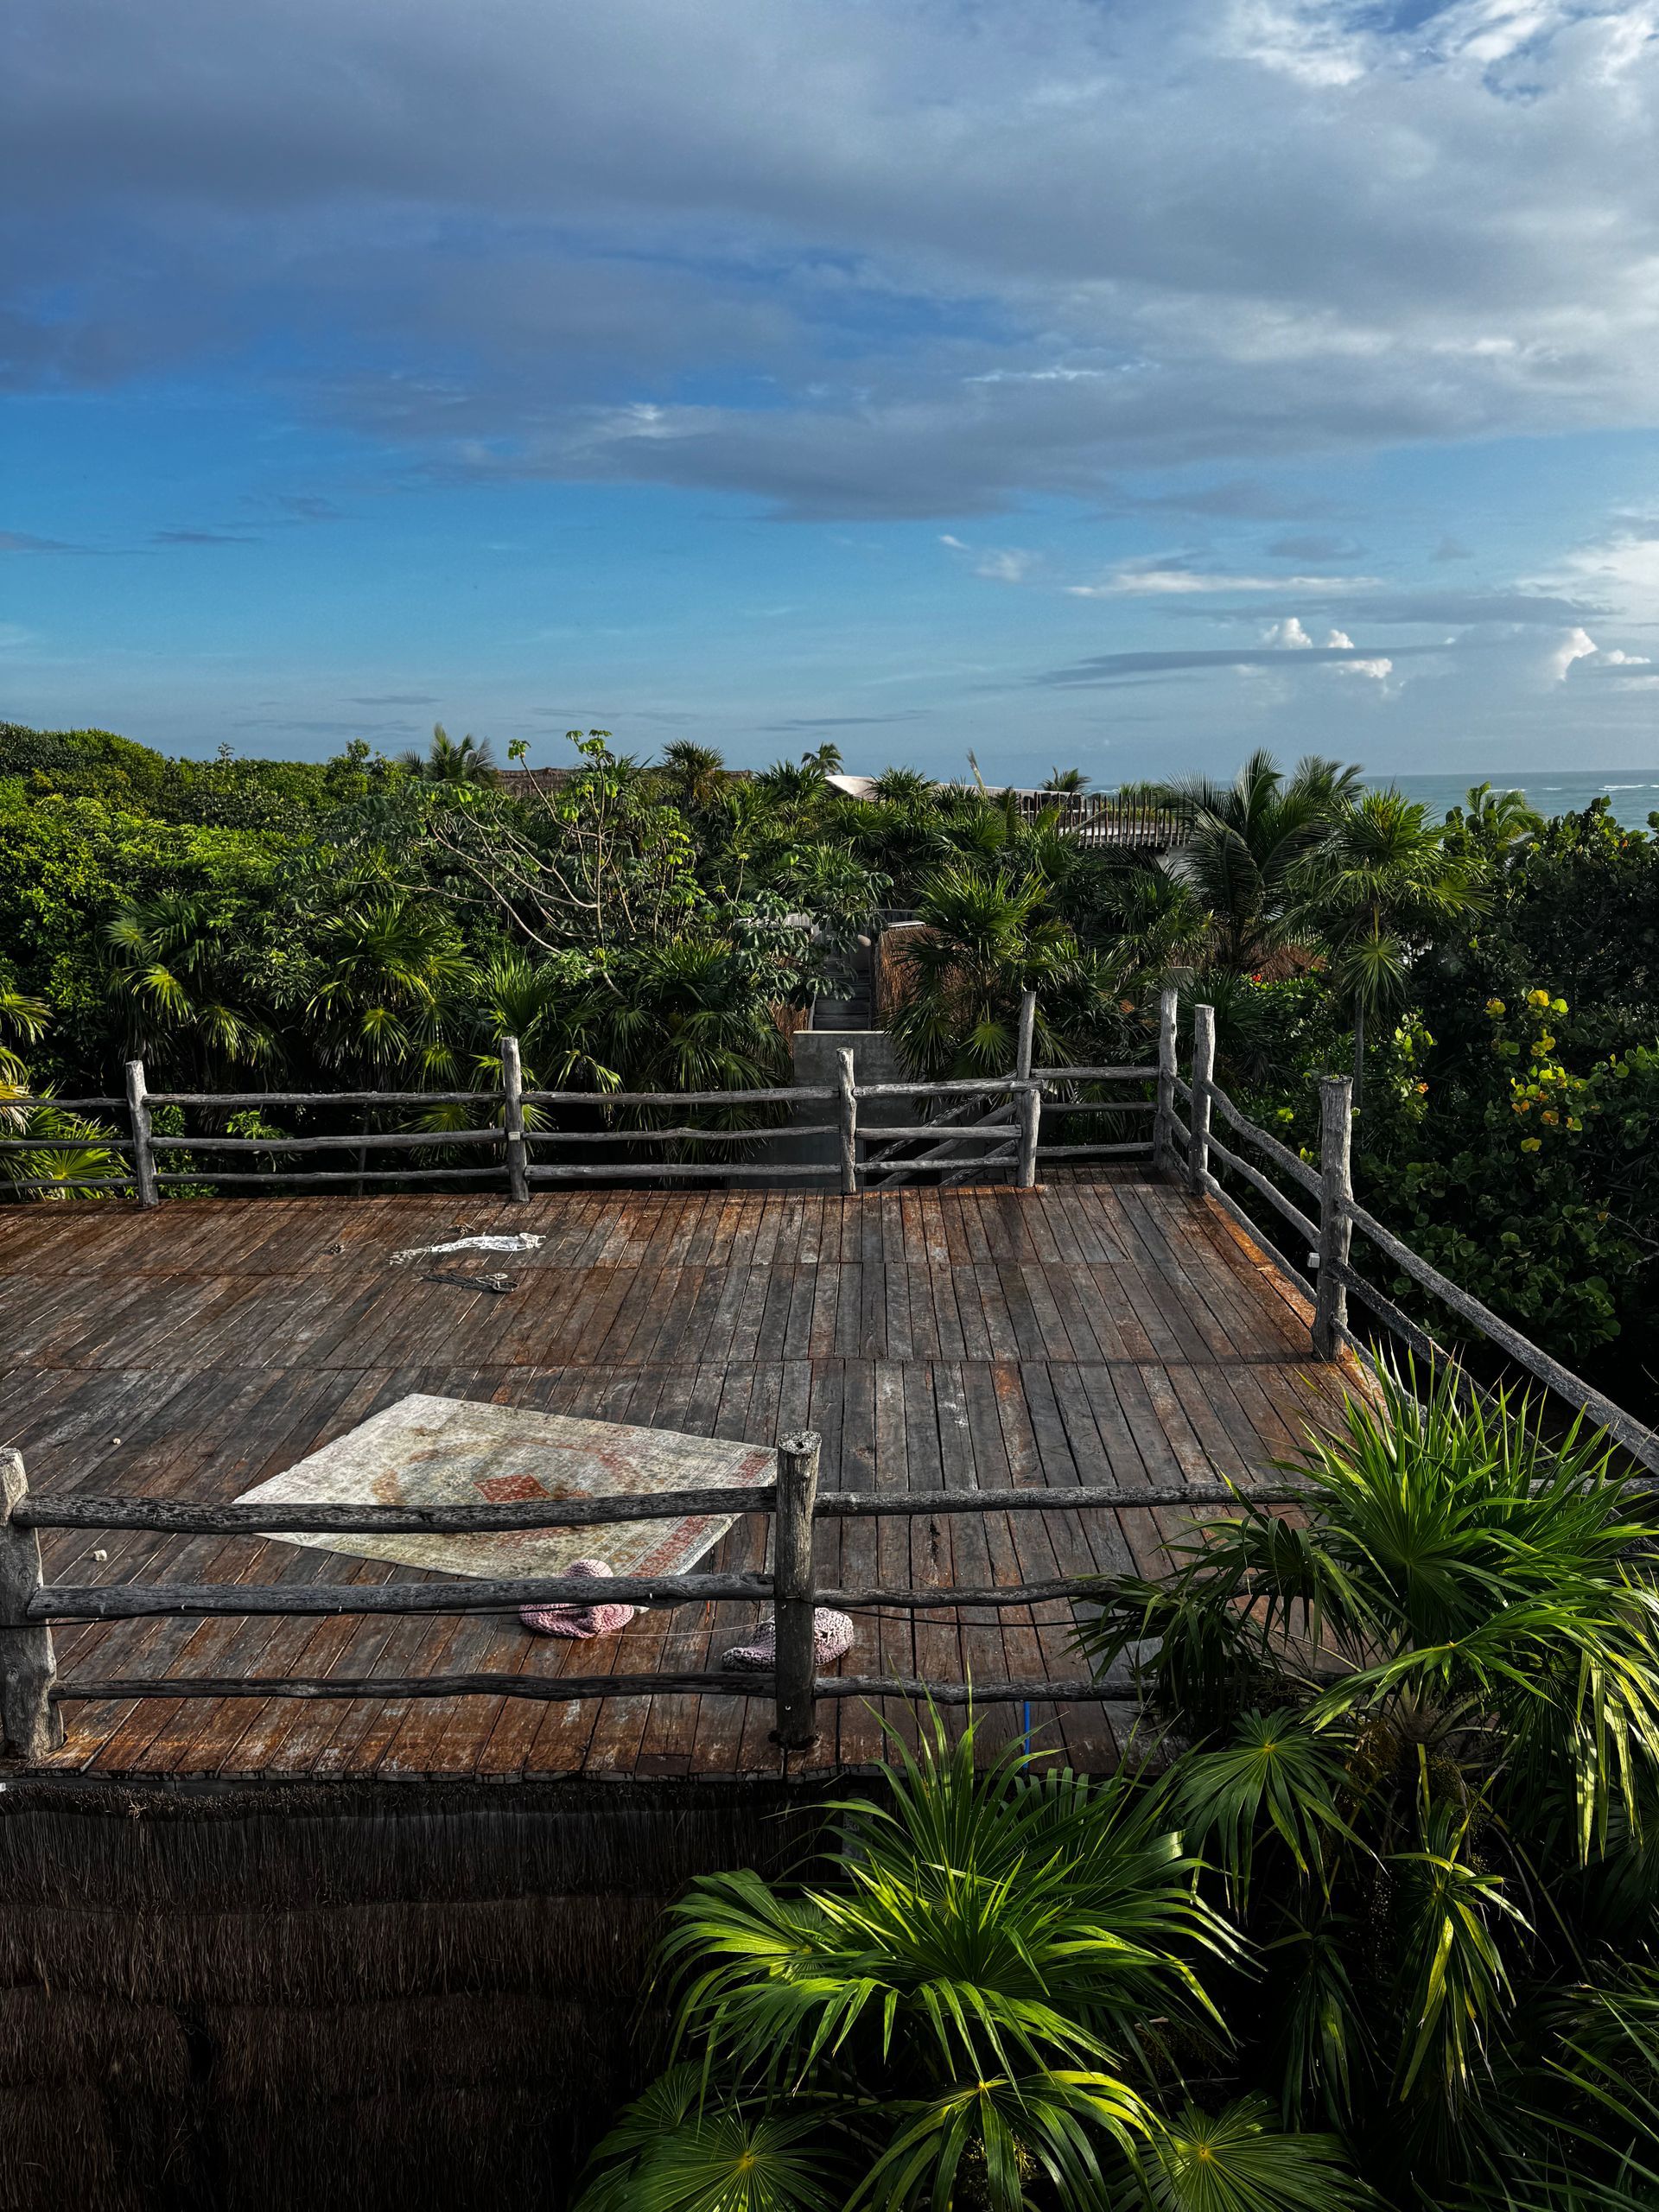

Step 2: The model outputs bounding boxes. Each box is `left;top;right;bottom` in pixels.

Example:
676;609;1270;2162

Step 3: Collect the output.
0;1180;1361;1779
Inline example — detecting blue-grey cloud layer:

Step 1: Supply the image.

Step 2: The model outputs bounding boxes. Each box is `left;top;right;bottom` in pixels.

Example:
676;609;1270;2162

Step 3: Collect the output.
7;0;1659;520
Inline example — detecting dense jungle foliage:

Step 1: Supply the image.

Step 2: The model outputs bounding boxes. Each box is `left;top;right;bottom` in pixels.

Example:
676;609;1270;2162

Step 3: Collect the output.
3;718;1656;1420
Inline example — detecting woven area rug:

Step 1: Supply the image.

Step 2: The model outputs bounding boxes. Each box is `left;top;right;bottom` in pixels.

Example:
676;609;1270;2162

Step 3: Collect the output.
233;1392;772;1580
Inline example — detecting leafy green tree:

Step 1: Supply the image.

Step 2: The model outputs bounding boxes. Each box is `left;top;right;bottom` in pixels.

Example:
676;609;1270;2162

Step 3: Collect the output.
422;732;706;952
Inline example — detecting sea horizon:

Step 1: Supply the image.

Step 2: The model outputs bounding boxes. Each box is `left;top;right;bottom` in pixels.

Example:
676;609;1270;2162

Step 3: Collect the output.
1367;769;1659;829
1094;768;1659;828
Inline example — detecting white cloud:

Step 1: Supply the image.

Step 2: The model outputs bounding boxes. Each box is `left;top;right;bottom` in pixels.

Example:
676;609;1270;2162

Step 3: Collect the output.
1548;625;1601;680
1069;568;1378;596
1547;518;1659;615
941;534;1039;582
1262;614;1393;677
975;547;1039;584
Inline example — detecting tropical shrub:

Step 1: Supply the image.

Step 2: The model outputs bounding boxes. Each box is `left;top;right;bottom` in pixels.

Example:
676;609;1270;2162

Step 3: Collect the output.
1081;1363;1659;2207
579;1715;1363;2211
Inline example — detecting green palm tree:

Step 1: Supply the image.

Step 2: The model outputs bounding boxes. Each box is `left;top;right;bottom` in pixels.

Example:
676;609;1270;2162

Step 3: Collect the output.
872;766;936;806
1044;766;1091;793
1077;1363;1659;2203
301;898;476;1185
579;1715;1362;2212
0;988;125;1198
1163;751;1359;975
754;756;830;811
578;939;791;1101
303;897;475;1084
402;722;497;783
887;862;1087;1079
102;889;275;1080
1291;787;1488;1107
410;950;620;1136
0;985;50;1089
1442;781;1546;874
659;741;728;813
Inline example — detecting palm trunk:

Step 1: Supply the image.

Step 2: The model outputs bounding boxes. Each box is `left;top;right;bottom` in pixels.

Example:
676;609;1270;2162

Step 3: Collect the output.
1351;1001;1366;1116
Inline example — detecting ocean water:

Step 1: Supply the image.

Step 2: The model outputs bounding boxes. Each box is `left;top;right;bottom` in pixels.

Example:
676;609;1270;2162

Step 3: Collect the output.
1376;770;1659;829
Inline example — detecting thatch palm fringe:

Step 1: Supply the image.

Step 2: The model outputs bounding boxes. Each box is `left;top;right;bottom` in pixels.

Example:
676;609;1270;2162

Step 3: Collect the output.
0;1779;835;2212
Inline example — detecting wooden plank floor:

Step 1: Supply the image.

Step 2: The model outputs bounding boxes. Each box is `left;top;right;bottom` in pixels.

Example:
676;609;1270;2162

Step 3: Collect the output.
0;1180;1360;1783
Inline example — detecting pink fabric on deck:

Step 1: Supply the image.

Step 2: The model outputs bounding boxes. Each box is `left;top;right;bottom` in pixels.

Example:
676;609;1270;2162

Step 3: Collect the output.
518;1558;637;1640
721;1607;855;1673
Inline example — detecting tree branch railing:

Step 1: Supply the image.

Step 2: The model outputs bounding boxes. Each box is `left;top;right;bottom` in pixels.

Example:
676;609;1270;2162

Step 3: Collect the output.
0;1433;1307;1764
3;997;1160;1202
1172;995;1659;1478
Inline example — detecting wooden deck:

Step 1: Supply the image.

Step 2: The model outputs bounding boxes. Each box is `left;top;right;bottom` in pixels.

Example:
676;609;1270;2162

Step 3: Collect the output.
0;1179;1359;1783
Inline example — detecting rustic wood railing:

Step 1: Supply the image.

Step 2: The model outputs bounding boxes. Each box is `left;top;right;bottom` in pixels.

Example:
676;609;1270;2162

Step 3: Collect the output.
1168;1000;1659;1478
0;1435;1307;1764
949;790;1195;847
0;992;1160;1199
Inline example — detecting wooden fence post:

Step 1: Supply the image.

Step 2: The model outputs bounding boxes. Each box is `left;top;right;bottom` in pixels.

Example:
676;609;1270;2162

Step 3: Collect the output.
1154;985;1178;1176
1012;987;1040;1189
1015;1084;1040;1189
837;1047;859;1195
1;1451;61;1759
500;1035;530;1205
125;1058;158;1208
1015;988;1037;1082
1313;1074;1354;1360
1187;1003;1215;1196
772;1429;822;1751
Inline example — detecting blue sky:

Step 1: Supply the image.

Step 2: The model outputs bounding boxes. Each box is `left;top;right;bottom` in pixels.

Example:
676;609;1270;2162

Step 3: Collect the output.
3;0;1659;782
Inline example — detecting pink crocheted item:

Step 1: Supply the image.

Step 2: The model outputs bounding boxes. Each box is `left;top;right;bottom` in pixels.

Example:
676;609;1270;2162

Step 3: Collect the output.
519;1558;637;1640
721;1607;855;1673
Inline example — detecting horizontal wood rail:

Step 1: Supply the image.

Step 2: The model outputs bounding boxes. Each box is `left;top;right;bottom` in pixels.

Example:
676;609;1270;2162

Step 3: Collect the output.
22;1573;1192;1623
29;1573;777;1621
48;1673;1136;1709
1340;1197;1659;1467
12;1480;1300;1537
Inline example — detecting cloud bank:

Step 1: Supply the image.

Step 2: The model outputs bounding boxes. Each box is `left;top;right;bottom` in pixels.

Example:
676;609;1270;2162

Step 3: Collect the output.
6;0;1659;522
